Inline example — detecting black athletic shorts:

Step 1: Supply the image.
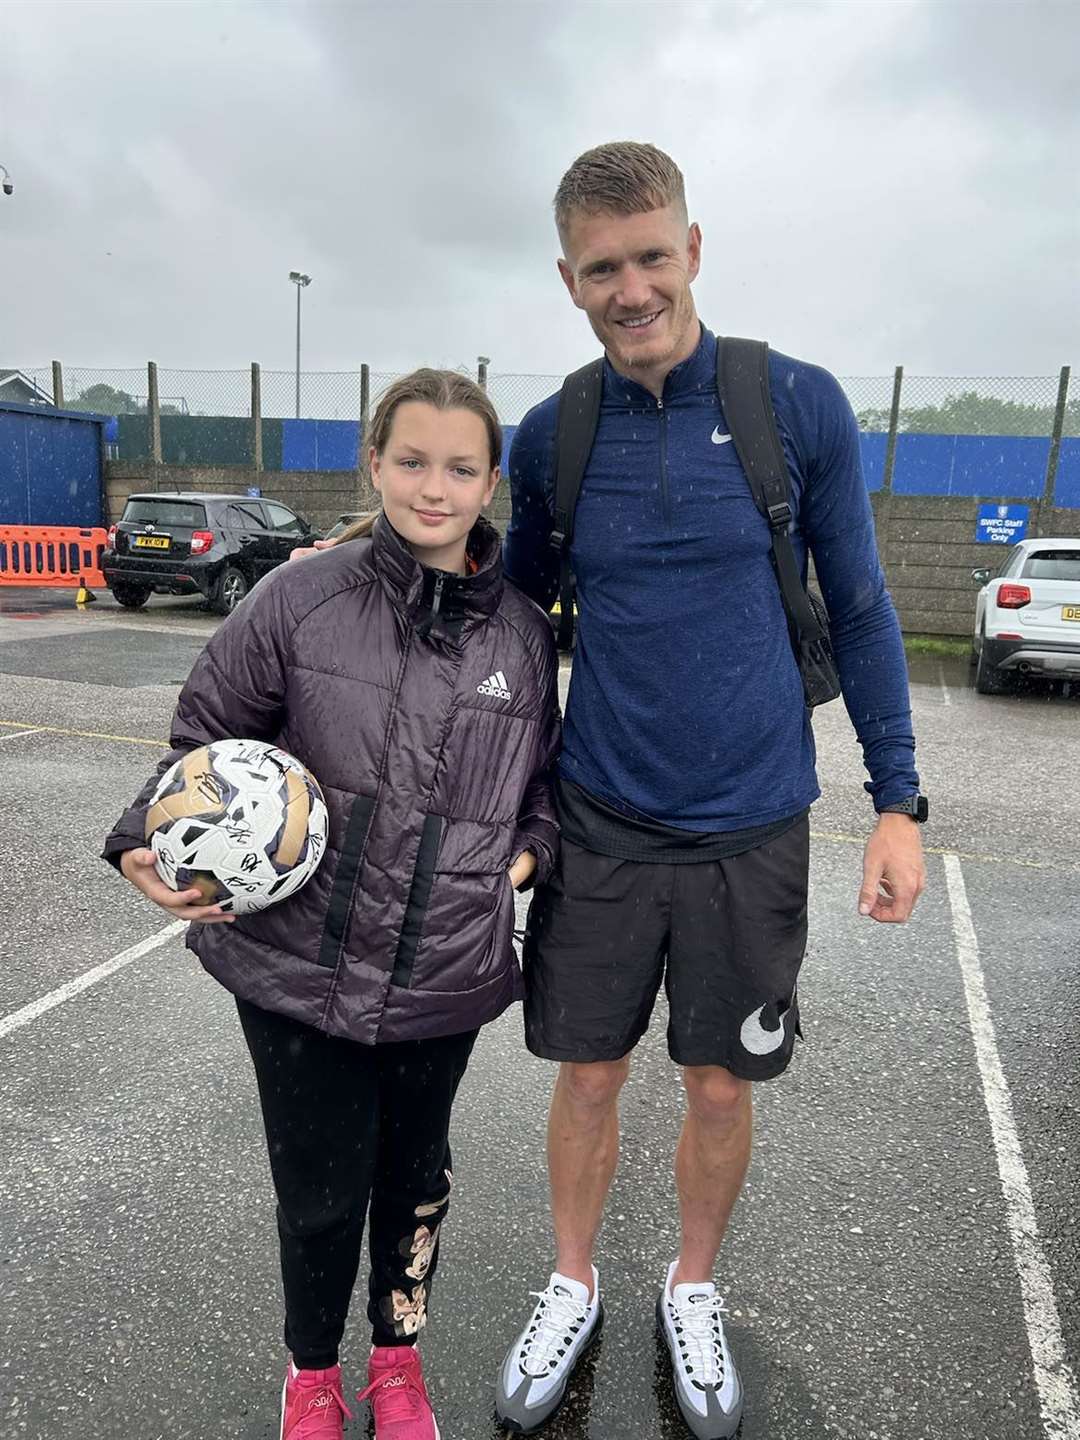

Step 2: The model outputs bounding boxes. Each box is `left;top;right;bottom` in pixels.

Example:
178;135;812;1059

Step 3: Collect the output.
522;817;810;1077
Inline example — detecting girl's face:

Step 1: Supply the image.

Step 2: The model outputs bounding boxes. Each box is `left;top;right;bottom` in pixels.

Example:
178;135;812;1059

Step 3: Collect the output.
371;402;499;573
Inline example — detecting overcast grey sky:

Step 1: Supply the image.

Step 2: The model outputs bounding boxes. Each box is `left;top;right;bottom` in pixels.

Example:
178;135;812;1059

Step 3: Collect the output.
2;0;1077;379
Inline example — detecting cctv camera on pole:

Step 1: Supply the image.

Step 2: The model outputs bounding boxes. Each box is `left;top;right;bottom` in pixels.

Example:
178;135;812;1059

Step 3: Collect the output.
0;165;12;197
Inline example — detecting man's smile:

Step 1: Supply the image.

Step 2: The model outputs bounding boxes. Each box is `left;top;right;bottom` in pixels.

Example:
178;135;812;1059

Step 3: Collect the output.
615;309;664;332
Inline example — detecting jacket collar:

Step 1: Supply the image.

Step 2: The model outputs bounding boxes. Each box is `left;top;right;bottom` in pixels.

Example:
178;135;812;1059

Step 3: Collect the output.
602;322;717;409
372;513;504;639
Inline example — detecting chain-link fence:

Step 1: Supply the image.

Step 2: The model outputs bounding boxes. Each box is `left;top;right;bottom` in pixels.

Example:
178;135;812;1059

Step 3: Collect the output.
17;362;1072;436
9;359;1075;489
855;373;1077;437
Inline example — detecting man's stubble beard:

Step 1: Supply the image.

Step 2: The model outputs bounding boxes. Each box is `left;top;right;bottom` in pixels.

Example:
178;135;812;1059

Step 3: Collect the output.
601;290;698;374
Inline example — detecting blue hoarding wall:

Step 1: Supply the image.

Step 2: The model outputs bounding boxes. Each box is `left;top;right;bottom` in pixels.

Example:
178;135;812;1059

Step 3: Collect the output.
100;402;1080;510
893;434;1050;498
282;419;360;472
857;431;1079;506
1054;437;1080;507
0;403;105;526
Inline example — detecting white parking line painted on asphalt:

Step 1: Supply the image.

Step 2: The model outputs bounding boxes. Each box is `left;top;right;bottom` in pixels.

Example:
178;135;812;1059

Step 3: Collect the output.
945;853;1080;1440
0;726;44;743
0;921;186;1042
109;621;217;640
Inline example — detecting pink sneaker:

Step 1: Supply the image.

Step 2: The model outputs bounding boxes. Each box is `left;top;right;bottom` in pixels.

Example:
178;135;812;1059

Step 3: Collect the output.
356;1346;440;1439
279;1363;353;1439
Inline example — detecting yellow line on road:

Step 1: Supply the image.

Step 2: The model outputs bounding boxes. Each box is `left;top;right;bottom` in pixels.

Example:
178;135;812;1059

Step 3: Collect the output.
810;828;1078;875
0;719;167;749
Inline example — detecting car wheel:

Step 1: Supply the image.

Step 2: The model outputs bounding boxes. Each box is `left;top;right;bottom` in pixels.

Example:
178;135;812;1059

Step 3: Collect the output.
111;582;151;609
974;631;1011;695
212;566;249;616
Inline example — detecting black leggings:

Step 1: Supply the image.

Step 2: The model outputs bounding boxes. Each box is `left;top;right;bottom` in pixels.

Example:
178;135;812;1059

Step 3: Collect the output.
237;998;477;1369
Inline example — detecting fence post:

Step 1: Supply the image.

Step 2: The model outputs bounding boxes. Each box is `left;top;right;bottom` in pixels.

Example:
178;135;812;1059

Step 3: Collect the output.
251;362;263;472
882;365;903;494
51;361;65;409
1038;365;1071;535
477;355;489;390
875;365;903;582
147;360;162;468
359;364;370;478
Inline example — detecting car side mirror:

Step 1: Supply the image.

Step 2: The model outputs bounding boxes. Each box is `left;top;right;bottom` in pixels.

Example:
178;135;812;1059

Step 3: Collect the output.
971;568;991;586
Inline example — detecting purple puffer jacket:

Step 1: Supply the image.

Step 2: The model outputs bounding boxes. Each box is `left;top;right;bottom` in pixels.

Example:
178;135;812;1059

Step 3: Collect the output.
103;517;561;1044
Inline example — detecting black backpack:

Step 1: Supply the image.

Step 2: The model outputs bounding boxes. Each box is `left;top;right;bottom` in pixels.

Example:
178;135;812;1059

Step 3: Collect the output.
549;335;841;709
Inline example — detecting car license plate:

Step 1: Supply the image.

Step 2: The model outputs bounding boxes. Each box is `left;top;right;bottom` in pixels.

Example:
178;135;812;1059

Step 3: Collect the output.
1063;605;1080;622
134;535;170;549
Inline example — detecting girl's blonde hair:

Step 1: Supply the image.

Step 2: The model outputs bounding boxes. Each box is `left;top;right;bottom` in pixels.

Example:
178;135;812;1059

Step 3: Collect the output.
336;368;502;544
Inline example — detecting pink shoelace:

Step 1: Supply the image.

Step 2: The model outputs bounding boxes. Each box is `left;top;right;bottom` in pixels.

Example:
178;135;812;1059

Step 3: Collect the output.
356;1366;425;1425
291;1376;353;1437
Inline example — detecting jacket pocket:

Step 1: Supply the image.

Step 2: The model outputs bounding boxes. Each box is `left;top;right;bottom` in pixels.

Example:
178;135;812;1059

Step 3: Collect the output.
317;794;375;970
390;813;443;989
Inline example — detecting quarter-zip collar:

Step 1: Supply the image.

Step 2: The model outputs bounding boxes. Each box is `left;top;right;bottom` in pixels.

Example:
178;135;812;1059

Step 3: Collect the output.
372;512;504;640
601;322;717;410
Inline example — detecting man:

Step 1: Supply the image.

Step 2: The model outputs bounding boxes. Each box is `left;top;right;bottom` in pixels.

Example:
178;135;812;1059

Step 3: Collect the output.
491;142;926;1440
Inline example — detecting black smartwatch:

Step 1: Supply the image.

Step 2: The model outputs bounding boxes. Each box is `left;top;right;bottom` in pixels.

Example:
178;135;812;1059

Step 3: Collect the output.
880;794;929;822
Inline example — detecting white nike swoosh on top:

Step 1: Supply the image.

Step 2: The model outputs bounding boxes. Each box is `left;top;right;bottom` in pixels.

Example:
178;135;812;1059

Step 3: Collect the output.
711;427;733;445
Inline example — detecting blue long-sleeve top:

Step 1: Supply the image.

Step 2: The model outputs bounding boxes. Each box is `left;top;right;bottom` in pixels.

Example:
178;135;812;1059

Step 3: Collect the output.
503;325;919;831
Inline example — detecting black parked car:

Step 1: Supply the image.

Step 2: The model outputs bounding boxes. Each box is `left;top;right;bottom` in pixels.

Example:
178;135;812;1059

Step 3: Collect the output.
102;492;322;614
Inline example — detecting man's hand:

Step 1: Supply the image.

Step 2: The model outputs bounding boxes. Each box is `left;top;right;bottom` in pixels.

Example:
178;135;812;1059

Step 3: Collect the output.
288;537;340;563
858;814;926;923
119;847;235;923
508;850;537;891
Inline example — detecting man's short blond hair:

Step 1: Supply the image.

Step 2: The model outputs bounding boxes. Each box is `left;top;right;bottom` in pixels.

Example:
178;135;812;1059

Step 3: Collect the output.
553;142;687;246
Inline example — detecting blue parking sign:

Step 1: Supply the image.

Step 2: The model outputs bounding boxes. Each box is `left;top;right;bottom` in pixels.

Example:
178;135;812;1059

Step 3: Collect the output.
976;504;1029;544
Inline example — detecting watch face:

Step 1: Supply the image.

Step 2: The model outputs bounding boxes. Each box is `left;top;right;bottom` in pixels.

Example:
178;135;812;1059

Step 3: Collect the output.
916;796;929;822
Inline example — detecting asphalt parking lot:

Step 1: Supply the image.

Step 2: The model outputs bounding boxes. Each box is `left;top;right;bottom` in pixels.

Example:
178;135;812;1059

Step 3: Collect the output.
1;585;1078;1440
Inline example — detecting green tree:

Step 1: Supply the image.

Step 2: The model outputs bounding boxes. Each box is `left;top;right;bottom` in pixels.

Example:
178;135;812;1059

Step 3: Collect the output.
71;383;144;414
856;392;1080;437
71;383;185;417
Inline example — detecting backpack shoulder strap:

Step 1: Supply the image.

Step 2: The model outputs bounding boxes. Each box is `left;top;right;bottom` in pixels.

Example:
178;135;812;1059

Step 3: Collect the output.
716;336;825;643
551;357;604;648
716;337;792;527
553;358;604;547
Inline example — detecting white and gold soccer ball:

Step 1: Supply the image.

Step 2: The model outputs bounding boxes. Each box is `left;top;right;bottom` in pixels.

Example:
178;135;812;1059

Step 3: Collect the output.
144;738;329;915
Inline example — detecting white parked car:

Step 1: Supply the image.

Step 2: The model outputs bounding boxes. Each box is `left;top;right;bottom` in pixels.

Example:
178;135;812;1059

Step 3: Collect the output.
971;537;1080;693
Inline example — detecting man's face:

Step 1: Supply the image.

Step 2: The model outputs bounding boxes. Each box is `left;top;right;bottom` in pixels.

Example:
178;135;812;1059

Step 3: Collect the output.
557;204;702;380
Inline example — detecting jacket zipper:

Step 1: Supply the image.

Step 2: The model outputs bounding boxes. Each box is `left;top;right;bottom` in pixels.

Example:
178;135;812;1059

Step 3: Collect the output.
431;573;445;615
657;396;670;526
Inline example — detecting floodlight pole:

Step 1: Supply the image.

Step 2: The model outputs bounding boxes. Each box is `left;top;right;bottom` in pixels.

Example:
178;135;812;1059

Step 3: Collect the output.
288;271;312;419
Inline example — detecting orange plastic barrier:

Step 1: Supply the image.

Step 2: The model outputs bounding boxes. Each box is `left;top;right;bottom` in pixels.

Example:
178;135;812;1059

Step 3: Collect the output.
0;526;108;589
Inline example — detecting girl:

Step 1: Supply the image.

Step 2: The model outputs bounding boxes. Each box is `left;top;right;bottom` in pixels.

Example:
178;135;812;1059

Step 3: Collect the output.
103;370;560;1440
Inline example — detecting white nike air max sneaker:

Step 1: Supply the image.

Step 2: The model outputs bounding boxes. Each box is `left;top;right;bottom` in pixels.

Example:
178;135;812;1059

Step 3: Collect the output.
494;1267;603;1434
657;1261;743;1439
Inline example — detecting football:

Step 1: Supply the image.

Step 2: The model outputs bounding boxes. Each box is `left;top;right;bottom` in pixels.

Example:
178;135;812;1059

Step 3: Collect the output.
144;738;329;915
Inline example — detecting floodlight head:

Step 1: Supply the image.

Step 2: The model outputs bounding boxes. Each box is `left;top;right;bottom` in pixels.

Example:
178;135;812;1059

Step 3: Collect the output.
288;270;312;286
0;164;12;196
477;355;491;366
